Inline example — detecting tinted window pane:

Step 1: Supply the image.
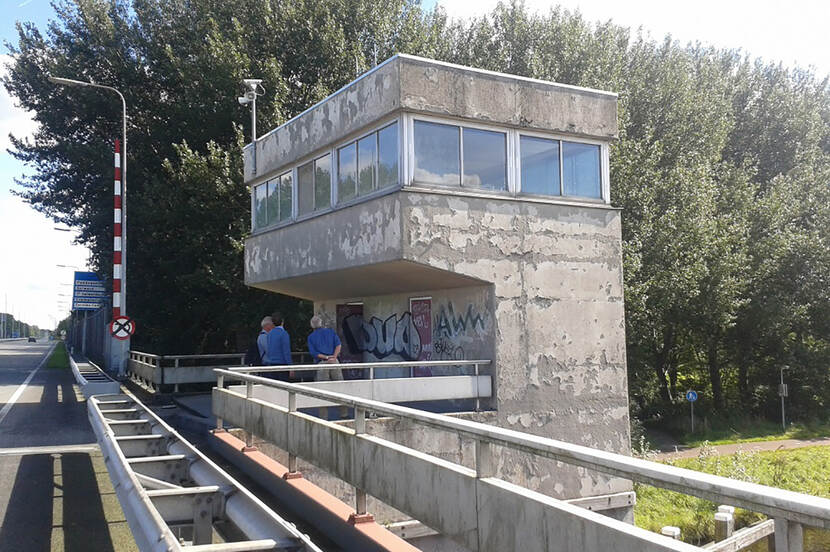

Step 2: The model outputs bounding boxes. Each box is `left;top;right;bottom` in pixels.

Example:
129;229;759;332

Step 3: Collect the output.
358;134;377;196
298;161;314;215
254;184;267;229
279;173;292;221
314;154;331;210
378;122;398;189
562;142;601;198
414;120;459;185
338;143;357;203
462;128;506;190
266;178;279;225
520;136;560;196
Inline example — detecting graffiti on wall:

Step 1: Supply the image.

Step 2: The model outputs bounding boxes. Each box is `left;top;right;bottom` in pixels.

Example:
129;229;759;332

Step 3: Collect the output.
435;302;485;338
338;301;487;363
342;312;421;360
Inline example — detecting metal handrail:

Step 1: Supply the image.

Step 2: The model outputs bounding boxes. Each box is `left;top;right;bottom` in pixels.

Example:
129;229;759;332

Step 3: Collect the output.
213;369;830;530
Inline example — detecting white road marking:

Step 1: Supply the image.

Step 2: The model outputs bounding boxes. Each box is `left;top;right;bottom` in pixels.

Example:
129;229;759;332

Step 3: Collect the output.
0;342;58;426
0;443;98;456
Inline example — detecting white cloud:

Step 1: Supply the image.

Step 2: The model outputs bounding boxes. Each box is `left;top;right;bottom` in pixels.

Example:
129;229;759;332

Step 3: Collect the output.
437;0;830;76
0;54;39;152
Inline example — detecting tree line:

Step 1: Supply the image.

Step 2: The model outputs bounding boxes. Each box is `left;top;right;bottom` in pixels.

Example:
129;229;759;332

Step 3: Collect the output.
4;0;828;424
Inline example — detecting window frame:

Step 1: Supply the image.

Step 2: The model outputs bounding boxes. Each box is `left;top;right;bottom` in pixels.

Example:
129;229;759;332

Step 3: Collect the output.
516;127;609;202
406;113;514;195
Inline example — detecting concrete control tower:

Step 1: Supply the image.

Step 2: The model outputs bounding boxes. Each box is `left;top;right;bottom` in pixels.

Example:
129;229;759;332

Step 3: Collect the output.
243;54;632;531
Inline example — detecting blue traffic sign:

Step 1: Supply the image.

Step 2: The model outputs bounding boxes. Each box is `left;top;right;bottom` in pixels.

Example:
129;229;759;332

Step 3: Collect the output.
72;271;107;311
686;390;698;402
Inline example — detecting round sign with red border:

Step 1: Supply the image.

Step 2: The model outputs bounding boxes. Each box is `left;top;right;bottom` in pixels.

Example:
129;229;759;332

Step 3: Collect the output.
110;316;136;340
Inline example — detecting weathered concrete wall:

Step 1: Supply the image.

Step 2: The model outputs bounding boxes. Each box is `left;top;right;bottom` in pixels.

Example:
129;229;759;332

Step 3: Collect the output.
245;192;403;291
247;58;401;182
398;55;618;141
245;54;618;184
400;190;631;498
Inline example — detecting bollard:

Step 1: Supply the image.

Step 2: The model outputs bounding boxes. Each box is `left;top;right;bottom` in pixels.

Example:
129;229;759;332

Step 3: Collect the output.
715;512;734;541
660;526;681;540
717;505;735;515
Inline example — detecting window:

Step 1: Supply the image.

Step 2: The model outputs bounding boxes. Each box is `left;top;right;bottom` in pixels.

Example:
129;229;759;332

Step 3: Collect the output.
338;143;357;202
337;121;399;204
298;154;331;215
378;123;398;189
562;142;601;198
357;134;377;195
278;173;292;221
520;136;560;196
520;135;602;199
254;183;267;228
298;161;314;215
414;120;460;185
462;128;506;191
413;120;507;191
314;154;331;211
266;178;279;223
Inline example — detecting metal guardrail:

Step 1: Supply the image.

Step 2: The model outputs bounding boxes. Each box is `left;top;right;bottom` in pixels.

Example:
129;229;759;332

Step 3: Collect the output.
88;391;324;551
213;370;830;552
69;354;121;398
128;351;314;392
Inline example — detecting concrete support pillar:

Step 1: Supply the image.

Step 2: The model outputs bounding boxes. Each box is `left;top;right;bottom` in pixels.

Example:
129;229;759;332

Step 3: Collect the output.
774;518;803;552
476;440;494;478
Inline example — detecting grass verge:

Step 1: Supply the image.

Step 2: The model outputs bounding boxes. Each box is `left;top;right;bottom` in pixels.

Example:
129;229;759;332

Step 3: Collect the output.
635;445;830;548
681;420;830;448
46;341;70;369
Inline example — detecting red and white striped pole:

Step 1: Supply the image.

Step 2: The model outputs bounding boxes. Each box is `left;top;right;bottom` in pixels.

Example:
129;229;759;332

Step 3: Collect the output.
113;139;123;318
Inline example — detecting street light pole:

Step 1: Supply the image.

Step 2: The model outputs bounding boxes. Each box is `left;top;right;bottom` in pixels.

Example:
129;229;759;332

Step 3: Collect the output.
49;75;129;375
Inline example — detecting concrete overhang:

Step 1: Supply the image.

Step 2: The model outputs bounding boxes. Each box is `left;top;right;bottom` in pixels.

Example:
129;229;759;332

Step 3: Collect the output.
245;54;618;183
250;260;487;301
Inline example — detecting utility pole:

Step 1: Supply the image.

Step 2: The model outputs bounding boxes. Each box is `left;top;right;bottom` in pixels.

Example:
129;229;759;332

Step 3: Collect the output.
779;365;789;432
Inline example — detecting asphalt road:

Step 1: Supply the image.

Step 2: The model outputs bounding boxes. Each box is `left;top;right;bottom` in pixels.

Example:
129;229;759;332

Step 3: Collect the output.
0;339;137;551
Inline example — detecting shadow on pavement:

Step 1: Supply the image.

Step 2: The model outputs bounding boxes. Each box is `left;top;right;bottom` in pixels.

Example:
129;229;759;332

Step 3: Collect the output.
0;453;119;551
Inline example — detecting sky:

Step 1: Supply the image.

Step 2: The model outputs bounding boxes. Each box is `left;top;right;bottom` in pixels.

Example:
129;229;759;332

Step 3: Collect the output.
1;0;828;330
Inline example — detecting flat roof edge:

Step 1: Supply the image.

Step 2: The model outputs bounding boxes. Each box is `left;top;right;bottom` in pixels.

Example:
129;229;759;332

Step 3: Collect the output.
396;53;619;98
250;53;618;147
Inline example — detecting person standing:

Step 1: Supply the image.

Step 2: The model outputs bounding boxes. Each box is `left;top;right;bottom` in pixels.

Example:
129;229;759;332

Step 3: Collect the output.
257;316;274;359
265;312;292;380
308;315;345;419
244;316;273;366
308;315;343;381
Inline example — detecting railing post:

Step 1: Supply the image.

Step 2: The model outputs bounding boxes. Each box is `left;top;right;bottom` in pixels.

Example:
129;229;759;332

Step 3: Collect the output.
714;511;734;541
285;391;300;476
369;365;374;380
476;440;494;478
215;374;224;431
474;362;481;412
243;379;256;451
774;518;803;552
355;407;366;435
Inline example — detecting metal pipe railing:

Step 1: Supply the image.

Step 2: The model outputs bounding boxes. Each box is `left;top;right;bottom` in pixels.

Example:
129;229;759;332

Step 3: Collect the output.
213;369;830;532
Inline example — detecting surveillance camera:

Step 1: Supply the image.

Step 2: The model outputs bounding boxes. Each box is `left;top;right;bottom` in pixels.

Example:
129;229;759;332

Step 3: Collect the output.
238;96;250;105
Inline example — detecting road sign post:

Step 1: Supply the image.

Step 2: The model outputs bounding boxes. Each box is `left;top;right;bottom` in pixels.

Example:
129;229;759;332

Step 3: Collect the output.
686;390;698;433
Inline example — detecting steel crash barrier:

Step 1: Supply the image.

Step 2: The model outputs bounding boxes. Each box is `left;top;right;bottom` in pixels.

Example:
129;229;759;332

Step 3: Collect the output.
88;392;324;551
70;354;120;398
212;369;830;552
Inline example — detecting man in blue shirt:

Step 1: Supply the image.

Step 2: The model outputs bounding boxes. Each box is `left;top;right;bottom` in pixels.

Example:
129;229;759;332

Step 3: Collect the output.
265;312;292;380
307;315;343;382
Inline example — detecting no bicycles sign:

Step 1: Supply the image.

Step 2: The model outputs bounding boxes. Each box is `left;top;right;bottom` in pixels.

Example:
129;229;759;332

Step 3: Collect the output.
109;316;136;340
